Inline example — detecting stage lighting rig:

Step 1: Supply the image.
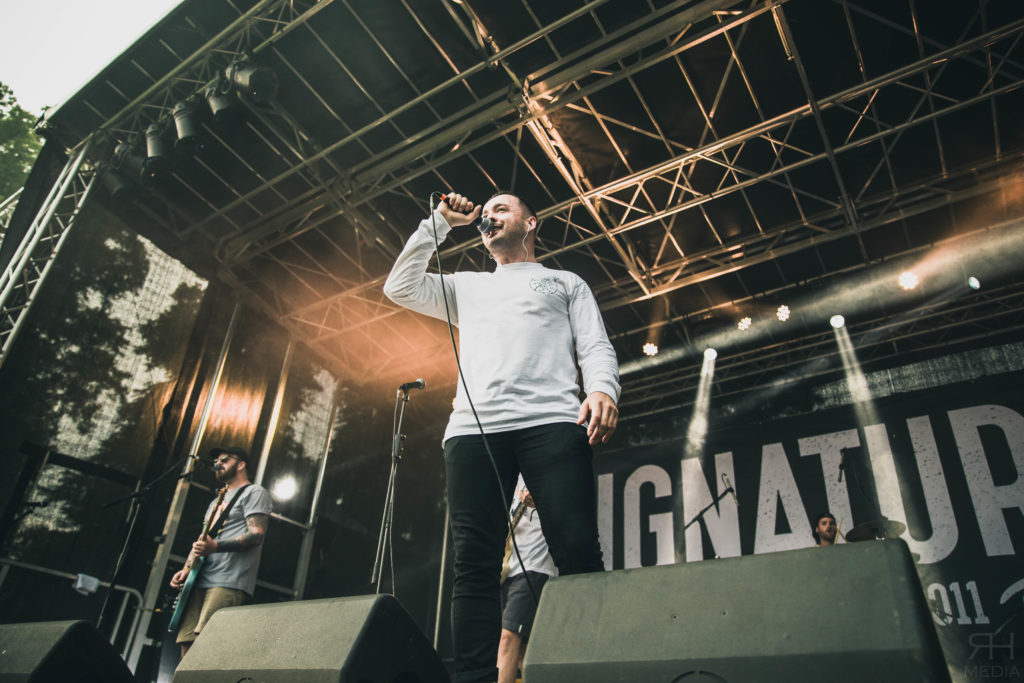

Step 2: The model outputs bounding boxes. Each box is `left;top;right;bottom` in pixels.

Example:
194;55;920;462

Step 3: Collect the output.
143;123;170;183
226;58;278;103
173;100;205;154
206;76;242;124
99;163;132;201
898;271;919;290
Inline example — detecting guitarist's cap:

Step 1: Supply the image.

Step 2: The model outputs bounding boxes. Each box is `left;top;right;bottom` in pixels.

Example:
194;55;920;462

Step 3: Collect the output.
208;445;251;467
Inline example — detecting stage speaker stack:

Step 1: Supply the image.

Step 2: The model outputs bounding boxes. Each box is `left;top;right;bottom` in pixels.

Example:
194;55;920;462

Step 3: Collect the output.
0;619;136;682
173;593;448;682
524;539;950;682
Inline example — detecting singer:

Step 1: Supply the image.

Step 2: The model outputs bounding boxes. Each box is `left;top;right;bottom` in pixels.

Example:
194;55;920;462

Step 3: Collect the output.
383;191;620;683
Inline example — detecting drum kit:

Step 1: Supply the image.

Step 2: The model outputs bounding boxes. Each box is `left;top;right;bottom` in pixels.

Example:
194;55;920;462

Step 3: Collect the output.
837;517;917;560
829;449;911;549
844;517;906;542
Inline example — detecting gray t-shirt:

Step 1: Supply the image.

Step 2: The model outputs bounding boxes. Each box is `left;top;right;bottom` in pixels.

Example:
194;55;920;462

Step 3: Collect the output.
196;484;272;596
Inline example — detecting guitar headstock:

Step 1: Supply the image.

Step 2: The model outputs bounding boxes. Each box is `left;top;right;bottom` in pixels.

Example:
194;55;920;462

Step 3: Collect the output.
215;485;227;506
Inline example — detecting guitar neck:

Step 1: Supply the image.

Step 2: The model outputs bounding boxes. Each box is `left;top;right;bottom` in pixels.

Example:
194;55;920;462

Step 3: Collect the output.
509;501;528;531
185;487;227;569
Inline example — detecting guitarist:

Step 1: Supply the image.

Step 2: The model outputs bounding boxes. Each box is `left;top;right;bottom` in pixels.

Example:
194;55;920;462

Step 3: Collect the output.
169;446;272;658
497;476;556;683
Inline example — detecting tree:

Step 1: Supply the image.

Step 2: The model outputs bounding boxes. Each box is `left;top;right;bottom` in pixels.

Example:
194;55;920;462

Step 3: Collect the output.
0;82;43;199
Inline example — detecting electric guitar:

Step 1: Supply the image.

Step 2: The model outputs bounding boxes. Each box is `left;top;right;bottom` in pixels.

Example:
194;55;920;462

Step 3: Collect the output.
500;500;531;583
168;485;226;632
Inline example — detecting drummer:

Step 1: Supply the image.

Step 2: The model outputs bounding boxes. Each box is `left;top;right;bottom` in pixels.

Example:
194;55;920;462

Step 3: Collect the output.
812;512;838;547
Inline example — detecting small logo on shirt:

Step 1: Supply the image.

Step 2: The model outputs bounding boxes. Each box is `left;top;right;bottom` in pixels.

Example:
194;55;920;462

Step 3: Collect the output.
530;276;558;294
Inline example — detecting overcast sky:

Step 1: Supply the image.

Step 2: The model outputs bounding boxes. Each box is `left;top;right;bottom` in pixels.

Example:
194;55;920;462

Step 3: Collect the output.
0;0;182;114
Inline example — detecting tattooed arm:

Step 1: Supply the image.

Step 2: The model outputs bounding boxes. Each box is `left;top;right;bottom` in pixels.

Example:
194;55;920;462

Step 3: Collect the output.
216;514;269;552
193;514;269;555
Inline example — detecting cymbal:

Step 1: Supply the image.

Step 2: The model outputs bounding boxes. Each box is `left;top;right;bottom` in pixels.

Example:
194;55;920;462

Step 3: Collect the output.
845;518;906;542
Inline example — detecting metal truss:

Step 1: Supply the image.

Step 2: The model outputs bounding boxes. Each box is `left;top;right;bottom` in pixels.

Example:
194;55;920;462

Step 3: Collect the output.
0;145;98;367
43;0;1024;387
75;0;335;147
620;281;1024;420
0;188;23;243
248;2;1024;379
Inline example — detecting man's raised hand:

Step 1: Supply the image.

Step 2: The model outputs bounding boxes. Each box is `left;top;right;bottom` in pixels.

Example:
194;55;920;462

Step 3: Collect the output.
438;192;481;227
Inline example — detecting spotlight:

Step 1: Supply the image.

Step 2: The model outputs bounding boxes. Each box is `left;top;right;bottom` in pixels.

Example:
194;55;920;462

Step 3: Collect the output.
737;316;752;331
777;305;790;322
704;348;717;360
206;77;241;124
271;475;297;501
143;123;170;183
967;276;981;290
227;60;278;103
100;165;132;201
114;142;145;181
642;342;658;357
830;315;845;329
898;271;919;290
172;100;205;154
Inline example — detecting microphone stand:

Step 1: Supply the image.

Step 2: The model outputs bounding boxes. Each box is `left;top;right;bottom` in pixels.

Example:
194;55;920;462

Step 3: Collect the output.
371;386;413;593
682;486;734;560
839;446;899;540
96;453;199;632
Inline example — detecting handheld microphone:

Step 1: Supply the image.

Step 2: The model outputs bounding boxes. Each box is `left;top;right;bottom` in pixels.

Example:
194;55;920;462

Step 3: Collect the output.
399;378;426;392
721;473;738;508
439;193;495;235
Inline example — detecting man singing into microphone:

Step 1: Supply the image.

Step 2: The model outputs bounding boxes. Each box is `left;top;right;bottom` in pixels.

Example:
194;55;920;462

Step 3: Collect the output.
384;191;619;683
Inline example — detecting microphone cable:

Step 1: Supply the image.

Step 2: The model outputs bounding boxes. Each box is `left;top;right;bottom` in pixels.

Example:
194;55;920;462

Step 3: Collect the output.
427;191;539;607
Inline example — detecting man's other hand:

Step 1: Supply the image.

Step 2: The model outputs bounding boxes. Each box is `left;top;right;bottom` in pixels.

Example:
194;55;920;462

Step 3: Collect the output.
577;391;619;445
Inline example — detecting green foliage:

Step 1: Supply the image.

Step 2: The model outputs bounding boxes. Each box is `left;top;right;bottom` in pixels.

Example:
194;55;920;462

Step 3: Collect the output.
0;81;43;199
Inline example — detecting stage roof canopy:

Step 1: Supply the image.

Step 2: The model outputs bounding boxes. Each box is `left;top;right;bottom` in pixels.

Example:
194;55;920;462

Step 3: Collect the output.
42;0;1024;416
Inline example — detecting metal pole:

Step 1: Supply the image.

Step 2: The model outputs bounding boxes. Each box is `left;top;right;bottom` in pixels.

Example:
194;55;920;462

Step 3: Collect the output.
292;404;337;600
186;303;242;458
0;557;143;654
433;503;449;650
0;143;90;309
0;166;90;366
371;389;410;592
125;302;241;671
254;337;295;487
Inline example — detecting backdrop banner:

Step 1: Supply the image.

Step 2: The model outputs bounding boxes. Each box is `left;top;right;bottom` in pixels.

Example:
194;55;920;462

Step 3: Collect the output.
594;370;1023;682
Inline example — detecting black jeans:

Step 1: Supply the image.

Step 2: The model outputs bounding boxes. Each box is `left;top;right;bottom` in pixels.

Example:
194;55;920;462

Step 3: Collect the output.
443;422;604;683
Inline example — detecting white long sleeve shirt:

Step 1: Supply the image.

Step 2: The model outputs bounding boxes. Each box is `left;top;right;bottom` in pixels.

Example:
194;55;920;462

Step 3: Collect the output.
383;210;620;444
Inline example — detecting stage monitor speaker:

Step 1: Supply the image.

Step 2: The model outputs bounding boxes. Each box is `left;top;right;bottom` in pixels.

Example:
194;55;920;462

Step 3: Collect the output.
173;593;448;683
0;619;136;683
524;539;950;682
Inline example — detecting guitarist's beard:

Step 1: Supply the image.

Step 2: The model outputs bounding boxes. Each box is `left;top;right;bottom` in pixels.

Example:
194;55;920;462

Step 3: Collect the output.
215;461;239;483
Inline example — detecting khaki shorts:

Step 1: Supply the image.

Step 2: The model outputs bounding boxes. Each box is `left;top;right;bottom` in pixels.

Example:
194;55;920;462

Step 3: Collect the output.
175;586;248;644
